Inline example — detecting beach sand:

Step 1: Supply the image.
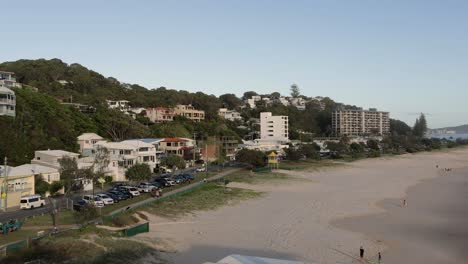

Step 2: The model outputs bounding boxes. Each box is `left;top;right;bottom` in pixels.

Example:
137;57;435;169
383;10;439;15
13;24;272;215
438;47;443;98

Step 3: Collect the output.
136;147;468;264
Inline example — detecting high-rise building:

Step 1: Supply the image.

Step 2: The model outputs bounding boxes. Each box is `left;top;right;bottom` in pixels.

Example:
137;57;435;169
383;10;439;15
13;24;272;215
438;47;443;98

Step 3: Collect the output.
332;108;390;136
260;112;289;142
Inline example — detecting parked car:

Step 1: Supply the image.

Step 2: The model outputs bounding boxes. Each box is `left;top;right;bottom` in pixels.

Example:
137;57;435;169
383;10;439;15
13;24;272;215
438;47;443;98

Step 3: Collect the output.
119;186;141;197
149;181;163;189
161;177;176;186
138;182;157;193
83;195;104;207
153;178;170;187
196;167;206;172
108;190;131;200
96;193;115;205
173;175;187;184
182;173;195;181
20;195;45;210
73;199;89;211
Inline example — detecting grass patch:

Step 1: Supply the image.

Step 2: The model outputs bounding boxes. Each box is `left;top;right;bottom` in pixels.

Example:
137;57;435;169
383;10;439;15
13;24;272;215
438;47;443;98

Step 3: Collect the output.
142;183;262;218
22;209;76;227
279;159;341;171
224;169;298;184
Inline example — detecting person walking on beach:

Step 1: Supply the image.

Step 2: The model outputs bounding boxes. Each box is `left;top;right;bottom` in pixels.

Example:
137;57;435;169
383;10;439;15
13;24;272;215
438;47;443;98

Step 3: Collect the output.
378;252;382;263
360;246;364;259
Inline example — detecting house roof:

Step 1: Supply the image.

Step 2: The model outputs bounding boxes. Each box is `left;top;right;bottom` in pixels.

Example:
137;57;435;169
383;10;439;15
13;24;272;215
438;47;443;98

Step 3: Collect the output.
120;140;155;148
77;133;104;140
0;86;15;94
95;141;135;150
7;164;58;177
162;138;188;143
35;150;80;157
128;138;163;144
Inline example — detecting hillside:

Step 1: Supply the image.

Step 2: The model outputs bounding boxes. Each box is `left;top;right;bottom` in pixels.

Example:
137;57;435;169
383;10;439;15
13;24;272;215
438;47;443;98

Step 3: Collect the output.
431;124;468;134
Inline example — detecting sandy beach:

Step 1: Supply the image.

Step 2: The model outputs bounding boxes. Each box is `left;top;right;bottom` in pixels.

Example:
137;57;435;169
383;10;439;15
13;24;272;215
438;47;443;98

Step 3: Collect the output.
136;148;468;264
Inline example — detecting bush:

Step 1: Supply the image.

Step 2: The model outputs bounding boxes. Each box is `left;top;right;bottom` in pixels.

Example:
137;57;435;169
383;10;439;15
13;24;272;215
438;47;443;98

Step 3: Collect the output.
104;176;113;183
49;181;64;195
35;180;50;196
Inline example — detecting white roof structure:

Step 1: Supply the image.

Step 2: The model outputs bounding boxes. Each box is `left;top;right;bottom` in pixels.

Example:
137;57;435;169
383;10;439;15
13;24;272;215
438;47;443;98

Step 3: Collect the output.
9;164;58;176
120;140;155;149
35;150;80;158
95;141;135;150
204;254;308;264
77;133;104;141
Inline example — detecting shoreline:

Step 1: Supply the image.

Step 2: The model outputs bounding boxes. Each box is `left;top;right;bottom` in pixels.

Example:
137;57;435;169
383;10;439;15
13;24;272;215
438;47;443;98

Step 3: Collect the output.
134;148;468;264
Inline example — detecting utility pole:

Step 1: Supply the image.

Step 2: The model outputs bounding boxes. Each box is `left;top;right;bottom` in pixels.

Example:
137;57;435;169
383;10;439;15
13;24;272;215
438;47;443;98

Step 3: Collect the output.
193;133;197;166
3;157;8;212
205;143;208;179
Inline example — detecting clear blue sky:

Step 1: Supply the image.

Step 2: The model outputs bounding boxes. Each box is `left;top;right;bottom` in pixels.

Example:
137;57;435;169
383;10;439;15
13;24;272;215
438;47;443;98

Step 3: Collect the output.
1;0;467;128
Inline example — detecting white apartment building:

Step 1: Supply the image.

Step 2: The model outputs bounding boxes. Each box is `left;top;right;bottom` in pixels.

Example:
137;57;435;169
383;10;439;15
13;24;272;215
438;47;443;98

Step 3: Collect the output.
77;133;104;155
0;86;16;117
260;112;289;143
218;108;242;121
31;150;80;169
0;71;20;89
332;108;390;136
106;100;131;111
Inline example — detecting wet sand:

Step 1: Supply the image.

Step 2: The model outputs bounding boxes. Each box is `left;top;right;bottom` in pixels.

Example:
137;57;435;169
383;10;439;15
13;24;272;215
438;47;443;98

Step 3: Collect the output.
334;167;468;263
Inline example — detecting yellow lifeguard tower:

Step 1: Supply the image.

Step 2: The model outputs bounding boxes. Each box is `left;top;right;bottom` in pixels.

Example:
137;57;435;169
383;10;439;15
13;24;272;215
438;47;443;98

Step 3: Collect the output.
267;152;279;170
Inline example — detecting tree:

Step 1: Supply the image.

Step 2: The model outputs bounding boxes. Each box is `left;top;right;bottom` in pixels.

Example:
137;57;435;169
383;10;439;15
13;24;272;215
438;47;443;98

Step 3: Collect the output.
367;139;380;151
284;147;303;161
299;143;321;159
35;176;50;196
325;141;348;157
49;181;64;196
413;113;428;138
390;119;412;136
59;156;79;192
290;84;300;98
91;146;110;180
220;94;242;109
125;163;152;182
242;91;258;100
160;155;186;170
235;149;267;168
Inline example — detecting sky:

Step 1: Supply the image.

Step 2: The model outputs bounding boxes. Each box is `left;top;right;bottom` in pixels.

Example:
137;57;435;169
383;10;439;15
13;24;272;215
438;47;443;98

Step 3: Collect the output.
1;0;467;128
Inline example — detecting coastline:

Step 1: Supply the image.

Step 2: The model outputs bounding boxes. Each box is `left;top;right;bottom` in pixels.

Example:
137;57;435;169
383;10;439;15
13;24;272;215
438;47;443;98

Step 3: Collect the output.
133;148;468;264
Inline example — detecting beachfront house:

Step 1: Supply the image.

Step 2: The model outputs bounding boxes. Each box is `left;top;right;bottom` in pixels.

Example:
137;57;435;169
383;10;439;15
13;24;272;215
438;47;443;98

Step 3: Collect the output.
77;133;104;155
0;166;35;210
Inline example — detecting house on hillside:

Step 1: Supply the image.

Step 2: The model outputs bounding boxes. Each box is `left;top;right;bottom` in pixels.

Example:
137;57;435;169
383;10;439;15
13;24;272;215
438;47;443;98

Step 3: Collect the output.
0;86;16;117
218;108;242;121
31;150;80;169
77;133;104;155
174;104;205;122
145;107;176;122
9;164;63;196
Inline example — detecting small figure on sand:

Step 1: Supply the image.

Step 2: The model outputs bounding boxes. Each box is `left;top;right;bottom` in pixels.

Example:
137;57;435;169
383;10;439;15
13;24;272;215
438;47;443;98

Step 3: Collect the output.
403;199;407;207
378;252;382;263
203;178;207;183
360;246;364;258
436;164;439;168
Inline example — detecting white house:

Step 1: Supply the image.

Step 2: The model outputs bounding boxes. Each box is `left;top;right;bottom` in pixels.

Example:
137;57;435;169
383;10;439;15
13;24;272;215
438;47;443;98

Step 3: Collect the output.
77;133;104;155
260;112;289;143
0;86;16;117
10;164;63;196
31;150;80;169
218;108;242;121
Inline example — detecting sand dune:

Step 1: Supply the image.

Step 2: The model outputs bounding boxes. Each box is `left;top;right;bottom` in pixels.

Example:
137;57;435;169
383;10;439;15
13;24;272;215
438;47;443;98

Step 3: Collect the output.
138;148;468;264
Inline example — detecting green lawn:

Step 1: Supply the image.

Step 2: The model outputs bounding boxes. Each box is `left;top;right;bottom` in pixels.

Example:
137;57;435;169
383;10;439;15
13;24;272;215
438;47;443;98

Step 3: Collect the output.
278;159;342;170
22;209;76;227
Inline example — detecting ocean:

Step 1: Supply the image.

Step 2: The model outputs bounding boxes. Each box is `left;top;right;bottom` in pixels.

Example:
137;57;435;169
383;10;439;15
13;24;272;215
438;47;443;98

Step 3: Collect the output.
430;133;468;140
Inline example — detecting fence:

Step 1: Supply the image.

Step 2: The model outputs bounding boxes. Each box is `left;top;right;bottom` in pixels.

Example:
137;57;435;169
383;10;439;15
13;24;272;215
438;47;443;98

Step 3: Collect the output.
123;222;149;237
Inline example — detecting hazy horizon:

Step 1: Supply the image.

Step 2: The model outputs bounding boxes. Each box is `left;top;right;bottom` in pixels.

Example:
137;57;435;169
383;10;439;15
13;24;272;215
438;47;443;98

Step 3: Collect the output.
2;0;467;128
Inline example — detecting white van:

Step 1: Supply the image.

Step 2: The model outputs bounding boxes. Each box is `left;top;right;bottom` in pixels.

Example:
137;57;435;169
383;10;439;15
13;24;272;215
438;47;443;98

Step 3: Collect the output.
20;195;45;209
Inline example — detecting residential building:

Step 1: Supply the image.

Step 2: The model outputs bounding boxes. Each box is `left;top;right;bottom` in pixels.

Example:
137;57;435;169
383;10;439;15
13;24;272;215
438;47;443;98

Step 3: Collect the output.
77;133;104;155
9;164;63;196
174;104;205;122
0;166;35;210
199;136;239;161
31;150;80;169
0;71;19;89
332;108;390;136
130;138;165;160
0;86;16;117
106;100;131;111
145;107;176;122
289;97;306;110
158;138;193;157
244;95;262;108
277;96;290;106
218;108;242;121
260;112;289;143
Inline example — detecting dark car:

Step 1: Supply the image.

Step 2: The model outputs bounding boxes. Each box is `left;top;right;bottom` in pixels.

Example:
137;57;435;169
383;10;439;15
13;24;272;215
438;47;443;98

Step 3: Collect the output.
153;178;171;187
149;181;163;189
182;174;195;181
73;199;89;211
173;175;187;184
108;190;131;200
106;191;128;202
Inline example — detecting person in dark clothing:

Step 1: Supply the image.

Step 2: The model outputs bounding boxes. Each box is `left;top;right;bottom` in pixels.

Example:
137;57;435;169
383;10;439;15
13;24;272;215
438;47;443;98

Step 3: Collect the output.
378;252;382;263
360;246;364;258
